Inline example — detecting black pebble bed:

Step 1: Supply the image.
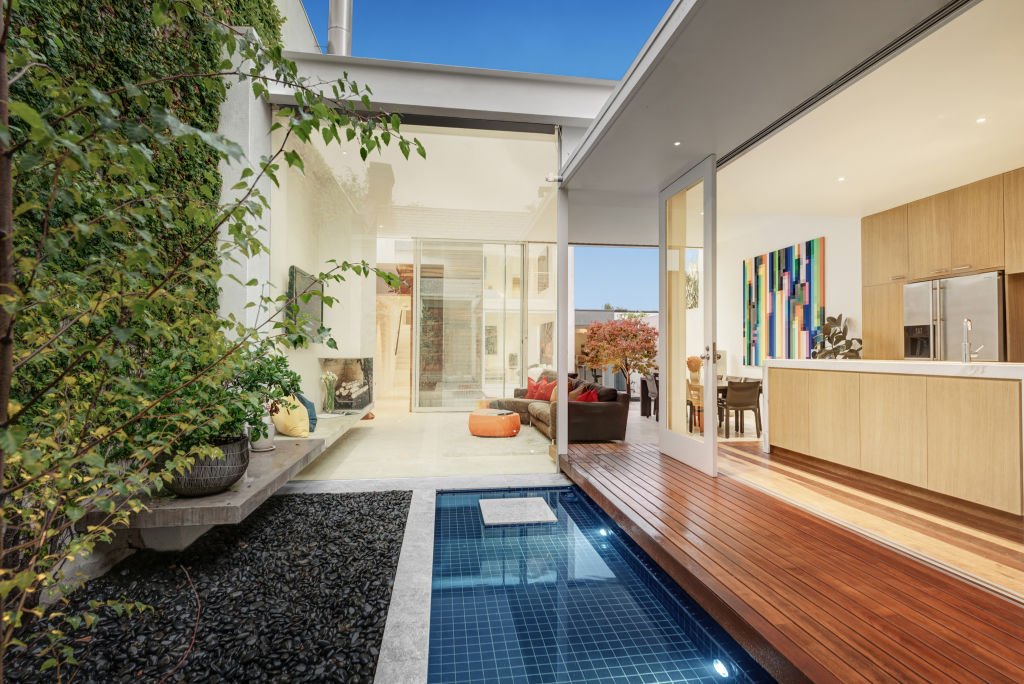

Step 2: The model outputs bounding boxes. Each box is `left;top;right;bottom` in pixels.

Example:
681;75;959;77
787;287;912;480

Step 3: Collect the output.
6;491;413;683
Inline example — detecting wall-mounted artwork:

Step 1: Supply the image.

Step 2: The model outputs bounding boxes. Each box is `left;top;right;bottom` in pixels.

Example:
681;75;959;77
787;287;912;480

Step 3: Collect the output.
743;237;824;366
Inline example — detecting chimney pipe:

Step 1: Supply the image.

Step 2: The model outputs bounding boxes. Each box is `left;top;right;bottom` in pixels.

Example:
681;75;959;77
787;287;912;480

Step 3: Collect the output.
327;0;353;56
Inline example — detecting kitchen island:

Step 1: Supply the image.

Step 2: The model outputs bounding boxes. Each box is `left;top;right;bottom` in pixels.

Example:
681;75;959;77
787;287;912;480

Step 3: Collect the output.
763;359;1024;515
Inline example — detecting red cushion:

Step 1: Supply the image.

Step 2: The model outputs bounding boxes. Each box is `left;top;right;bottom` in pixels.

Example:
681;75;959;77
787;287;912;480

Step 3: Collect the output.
575;389;599;402
525;377;539;399
535;379;556;402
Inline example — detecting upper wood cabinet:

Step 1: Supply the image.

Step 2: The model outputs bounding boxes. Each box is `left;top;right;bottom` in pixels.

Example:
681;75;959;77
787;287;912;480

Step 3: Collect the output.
950;175;1003;273
861;206;908;286
861;282;903;360
1004;168;1024;274
907;191;952;280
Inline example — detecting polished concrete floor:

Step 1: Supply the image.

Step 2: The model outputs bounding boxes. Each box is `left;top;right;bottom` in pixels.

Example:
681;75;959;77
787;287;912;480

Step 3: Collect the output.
294;399;556;480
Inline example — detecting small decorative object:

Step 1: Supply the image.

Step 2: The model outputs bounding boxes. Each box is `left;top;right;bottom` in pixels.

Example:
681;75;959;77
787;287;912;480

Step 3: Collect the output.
250;417;276;452
321;370;338;412
686;355;703;383
169;437;250;497
812;314;863;359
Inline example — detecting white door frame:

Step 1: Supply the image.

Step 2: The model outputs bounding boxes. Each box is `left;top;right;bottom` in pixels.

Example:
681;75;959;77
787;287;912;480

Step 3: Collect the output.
658;154;718;476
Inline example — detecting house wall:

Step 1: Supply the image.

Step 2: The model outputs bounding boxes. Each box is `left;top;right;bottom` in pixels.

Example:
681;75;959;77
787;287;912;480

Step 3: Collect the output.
276;0;321;53
269;134;377;405
715;213;862;378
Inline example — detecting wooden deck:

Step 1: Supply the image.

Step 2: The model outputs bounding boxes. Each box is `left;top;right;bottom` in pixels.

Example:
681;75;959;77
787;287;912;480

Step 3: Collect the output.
561;442;1024;684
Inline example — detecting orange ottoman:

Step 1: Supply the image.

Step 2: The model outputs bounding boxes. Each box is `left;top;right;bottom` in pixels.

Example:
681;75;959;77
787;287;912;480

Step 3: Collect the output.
468;408;521;437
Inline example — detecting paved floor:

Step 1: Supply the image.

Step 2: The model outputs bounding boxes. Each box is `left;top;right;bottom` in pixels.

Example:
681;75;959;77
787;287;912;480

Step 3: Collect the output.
294;399;555;480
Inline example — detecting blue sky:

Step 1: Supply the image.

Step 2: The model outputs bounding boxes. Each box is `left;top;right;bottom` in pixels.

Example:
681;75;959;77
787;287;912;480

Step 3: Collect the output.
297;0;671;79
574;247;658;311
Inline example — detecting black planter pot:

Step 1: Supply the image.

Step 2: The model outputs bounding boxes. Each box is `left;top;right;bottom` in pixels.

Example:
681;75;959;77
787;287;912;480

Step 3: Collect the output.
169;436;250;497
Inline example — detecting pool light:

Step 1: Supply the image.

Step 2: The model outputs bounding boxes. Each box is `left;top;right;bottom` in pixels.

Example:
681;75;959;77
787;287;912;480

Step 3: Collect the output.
713;659;730;678
599;528;608;536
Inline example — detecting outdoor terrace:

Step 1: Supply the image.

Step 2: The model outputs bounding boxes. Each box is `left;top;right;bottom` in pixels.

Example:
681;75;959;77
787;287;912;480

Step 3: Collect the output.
560;442;1024;684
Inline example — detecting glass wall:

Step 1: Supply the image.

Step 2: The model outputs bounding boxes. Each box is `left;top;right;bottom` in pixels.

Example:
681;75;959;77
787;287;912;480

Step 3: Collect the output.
277;122;559;412
413;240;554;410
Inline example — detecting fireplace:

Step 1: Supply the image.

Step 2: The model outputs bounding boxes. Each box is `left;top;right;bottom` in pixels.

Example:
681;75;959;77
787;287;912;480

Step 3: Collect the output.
320;357;373;412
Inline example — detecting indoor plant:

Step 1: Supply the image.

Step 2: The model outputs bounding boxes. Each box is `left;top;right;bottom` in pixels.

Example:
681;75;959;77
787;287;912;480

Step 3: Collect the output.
812;314;863;359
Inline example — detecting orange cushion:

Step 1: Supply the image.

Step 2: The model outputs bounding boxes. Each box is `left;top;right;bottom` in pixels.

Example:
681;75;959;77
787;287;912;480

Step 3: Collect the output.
535;379;556;402
524;378;539;399
468;409;521;437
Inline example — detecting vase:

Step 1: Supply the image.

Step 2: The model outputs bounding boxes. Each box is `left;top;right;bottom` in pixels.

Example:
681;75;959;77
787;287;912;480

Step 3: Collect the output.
250;417;276;452
168;436;250;497
323;381;335;412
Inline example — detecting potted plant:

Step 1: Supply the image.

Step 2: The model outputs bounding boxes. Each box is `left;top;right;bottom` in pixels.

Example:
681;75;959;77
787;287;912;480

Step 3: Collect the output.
812;314;863;359
162;343;301;497
236;346;303;452
321;369;338;412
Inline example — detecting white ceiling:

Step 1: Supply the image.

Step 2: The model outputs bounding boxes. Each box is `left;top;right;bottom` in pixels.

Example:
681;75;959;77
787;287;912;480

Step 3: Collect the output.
561;0;954;195
718;0;1024;218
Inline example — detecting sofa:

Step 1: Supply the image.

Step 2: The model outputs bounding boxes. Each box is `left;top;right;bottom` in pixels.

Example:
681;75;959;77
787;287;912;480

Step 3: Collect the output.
491;376;629;442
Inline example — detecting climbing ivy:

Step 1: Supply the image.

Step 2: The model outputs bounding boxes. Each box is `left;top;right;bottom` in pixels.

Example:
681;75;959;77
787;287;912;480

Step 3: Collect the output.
11;0;283;310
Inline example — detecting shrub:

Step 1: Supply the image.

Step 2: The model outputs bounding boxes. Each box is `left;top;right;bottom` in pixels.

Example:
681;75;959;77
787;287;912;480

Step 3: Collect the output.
0;0;423;677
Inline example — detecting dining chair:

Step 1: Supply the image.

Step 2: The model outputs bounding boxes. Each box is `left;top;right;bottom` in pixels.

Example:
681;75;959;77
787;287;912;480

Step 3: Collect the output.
686;380;704;434
717;380;761;438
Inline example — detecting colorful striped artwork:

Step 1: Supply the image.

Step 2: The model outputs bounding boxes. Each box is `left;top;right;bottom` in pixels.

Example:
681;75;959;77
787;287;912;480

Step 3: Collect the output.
743;237;825;366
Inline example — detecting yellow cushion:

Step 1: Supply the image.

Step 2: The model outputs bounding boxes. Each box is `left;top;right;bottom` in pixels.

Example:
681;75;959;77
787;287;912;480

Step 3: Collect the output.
272;395;309;438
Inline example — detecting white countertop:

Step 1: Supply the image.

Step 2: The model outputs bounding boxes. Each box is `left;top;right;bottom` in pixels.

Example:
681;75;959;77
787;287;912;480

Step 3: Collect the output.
764;358;1024;381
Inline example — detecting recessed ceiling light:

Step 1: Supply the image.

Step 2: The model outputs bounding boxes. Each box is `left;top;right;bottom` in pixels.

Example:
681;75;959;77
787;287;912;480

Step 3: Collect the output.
673;141;681;146
838;177;846;182
976;117;987;123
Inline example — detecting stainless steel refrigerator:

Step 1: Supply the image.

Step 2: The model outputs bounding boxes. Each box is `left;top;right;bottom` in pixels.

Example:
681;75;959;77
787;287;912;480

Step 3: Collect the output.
903;271;1005;361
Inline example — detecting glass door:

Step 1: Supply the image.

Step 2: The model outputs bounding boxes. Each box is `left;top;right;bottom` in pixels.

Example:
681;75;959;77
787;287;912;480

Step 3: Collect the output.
412;240;526;410
658;155;717;476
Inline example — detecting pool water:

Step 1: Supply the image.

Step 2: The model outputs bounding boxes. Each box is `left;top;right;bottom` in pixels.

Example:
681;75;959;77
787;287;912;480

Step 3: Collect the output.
428;487;774;683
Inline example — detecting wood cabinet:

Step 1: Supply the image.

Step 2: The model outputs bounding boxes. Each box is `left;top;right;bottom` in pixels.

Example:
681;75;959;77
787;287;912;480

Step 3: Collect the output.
859;374;927;488
861;282;903;360
767;367;1024;514
907;191;952;280
950;175;1003;273
861;206;909;286
926;376;1022;515
768;368;809;454
1004;168;1024;274
808;371;860;469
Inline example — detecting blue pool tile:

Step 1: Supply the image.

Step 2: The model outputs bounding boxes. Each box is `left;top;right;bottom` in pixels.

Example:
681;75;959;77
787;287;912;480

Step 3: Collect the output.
428;486;775;684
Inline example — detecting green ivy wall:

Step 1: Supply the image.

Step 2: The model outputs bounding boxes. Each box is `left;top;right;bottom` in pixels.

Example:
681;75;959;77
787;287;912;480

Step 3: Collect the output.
16;0;284;310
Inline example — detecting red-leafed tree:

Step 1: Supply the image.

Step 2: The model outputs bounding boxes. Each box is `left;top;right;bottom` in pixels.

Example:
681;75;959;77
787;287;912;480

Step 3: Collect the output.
581;318;658;397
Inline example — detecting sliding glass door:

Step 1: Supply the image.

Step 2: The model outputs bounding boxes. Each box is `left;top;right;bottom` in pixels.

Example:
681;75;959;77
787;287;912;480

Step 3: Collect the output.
413;240;529;410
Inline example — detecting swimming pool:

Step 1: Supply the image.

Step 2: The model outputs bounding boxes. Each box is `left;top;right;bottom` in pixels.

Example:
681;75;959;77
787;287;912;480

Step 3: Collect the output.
428;486;774;683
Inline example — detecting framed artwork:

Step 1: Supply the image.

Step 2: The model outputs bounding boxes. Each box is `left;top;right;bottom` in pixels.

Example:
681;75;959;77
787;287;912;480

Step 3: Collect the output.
743;237;824;366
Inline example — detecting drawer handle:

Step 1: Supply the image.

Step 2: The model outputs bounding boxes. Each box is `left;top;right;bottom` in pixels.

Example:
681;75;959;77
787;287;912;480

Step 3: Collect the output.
931;268;949;274
890;275;906;280
952;264;971;271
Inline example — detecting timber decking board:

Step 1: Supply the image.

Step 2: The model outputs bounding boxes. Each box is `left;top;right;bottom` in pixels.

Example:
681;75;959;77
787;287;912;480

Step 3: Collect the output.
561;443;1024;684
721;443;1024;575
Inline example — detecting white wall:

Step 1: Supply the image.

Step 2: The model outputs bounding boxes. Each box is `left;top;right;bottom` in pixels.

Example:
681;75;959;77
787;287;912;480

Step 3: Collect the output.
567;189;658;246
715;214;862;378
276;0;321;53
269;135;377;406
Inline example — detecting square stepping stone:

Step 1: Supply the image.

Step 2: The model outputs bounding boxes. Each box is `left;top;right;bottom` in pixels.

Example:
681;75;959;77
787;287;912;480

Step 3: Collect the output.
479;497;557;525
